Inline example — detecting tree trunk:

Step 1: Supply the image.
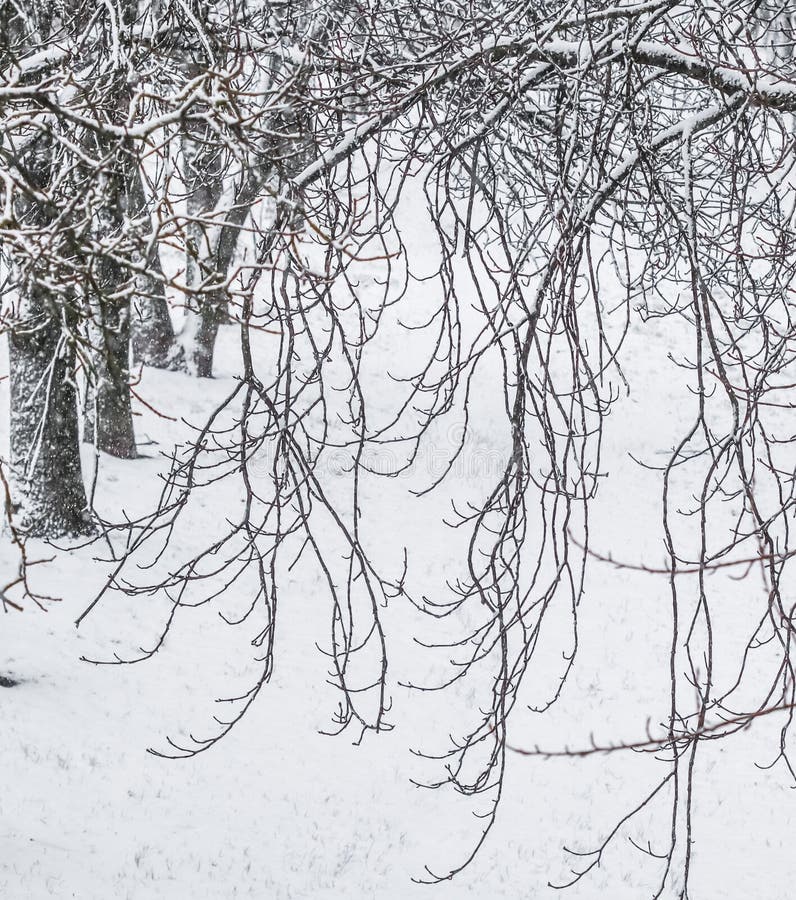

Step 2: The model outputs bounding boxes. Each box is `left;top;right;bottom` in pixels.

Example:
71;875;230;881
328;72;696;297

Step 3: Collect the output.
82;130;139;458
128;166;186;371
131;289;186;371
3;68;92;537
8;294;93;537
84;294;138;459
180;124;225;377
181;292;223;378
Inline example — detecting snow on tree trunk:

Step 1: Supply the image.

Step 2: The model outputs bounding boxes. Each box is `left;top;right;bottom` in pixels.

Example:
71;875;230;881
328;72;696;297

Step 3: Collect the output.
181;291;223;378
8;292;93;537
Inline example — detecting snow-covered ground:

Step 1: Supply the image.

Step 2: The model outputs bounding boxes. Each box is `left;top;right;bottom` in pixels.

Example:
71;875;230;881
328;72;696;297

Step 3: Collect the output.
3;204;796;900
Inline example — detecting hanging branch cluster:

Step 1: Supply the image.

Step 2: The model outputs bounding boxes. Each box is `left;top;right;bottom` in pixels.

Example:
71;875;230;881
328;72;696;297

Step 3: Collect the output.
4;0;796;894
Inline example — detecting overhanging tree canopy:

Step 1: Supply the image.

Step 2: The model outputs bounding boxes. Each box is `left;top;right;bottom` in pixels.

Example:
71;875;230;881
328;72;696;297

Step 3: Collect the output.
3;1;796;895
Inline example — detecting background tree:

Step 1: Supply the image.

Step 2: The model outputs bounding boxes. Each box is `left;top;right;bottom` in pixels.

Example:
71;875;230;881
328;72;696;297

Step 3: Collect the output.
2;2;93;535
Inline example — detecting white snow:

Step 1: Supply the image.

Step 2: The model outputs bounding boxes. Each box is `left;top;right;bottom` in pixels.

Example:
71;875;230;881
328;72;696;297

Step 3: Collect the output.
3;188;796;900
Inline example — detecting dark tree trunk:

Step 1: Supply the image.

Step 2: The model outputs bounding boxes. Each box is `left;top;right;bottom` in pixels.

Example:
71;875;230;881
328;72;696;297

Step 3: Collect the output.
84;295;138;459
82;126;140;458
2;42;92;538
8;294;93;537
180;123;225;377
128;166;186;371
79;5;142;458
181;292;223;378
131;289;185;371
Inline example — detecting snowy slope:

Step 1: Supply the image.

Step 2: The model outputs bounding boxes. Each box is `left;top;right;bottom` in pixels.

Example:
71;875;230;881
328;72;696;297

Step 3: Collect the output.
3;201;796;900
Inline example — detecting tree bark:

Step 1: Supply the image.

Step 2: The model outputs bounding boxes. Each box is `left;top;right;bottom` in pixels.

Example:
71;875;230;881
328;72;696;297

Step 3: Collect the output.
81;130;139;458
180;120;225;377
131;288;186;371
181;290;224;378
128;166;186;371
8;294;93;537
2;32;93;537
83;293;138;459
